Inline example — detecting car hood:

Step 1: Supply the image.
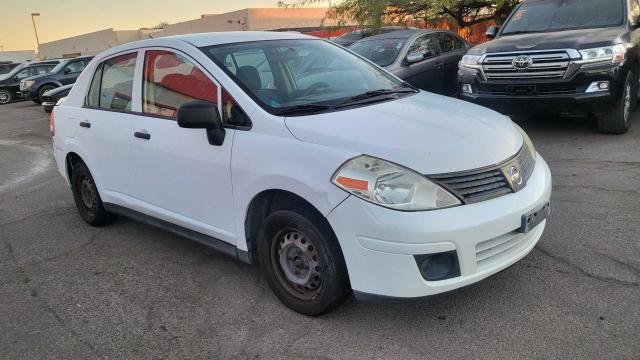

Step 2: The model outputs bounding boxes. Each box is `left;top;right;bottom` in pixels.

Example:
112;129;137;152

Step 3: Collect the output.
284;93;523;174
470;27;625;54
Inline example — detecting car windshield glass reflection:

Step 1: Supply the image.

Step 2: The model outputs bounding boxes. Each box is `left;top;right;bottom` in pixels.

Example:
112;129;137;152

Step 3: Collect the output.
201;39;411;114
350;39;405;67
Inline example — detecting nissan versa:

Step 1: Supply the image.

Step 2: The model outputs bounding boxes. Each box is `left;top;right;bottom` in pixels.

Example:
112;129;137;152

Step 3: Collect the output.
459;0;640;134
51;32;552;315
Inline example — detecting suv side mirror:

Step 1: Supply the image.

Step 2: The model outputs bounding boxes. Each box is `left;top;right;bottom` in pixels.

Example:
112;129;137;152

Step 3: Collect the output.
486;25;499;39
64;67;72;74
406;52;425;64
177;101;225;146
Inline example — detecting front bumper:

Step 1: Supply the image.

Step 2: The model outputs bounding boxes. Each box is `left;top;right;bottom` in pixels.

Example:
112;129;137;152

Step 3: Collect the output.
457;63;624;115
327;154;552;299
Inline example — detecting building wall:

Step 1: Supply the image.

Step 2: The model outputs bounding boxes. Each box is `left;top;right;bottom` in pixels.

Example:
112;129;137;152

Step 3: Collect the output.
39;28;145;59
0;50;36;63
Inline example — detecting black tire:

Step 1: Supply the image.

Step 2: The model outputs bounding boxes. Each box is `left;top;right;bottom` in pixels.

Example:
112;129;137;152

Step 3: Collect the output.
35;84;56;104
70;162;116;226
0;90;12;105
258;208;350;316
597;71;635;134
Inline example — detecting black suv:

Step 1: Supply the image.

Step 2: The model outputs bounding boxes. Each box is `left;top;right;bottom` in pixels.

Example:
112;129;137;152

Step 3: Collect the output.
19;56;93;104
0;61;59;105
458;0;640;134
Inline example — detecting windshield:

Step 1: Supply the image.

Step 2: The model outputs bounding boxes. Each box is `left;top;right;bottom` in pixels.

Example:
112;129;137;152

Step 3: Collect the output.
201;39;408;113
501;0;624;35
49;60;69;74
350;39;405;67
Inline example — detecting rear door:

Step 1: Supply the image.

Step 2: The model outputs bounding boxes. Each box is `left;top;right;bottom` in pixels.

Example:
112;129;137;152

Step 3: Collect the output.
74;51;140;210
128;48;237;244
435;32;469;96
399;34;444;93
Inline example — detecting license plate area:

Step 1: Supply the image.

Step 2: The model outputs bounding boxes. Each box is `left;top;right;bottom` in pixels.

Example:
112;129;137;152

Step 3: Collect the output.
519;202;550;233
506;85;537;96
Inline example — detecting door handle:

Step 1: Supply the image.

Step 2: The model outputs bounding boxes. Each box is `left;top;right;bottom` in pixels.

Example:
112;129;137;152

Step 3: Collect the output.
79;121;91;128
435;62;444;69
134;131;151;140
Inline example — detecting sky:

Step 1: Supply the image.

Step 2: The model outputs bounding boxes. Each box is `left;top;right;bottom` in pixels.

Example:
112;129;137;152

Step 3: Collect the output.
0;0;323;51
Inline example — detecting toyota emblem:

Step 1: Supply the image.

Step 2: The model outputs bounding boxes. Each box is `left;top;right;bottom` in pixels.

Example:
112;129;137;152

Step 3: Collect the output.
512;55;533;70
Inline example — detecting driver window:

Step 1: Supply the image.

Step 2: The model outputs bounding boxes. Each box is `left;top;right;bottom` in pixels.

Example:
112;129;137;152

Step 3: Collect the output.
408;35;438;59
65;61;86;74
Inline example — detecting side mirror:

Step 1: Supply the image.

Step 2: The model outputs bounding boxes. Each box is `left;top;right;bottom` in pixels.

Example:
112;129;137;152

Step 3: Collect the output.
406;52;425;64
486;25;499;39
64;67;72;74
177;101;225;146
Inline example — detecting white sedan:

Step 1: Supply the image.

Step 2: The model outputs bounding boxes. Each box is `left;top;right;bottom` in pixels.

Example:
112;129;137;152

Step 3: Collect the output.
51;31;552;315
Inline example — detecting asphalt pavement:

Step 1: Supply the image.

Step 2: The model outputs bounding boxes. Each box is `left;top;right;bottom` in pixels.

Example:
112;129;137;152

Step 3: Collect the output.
1;100;638;359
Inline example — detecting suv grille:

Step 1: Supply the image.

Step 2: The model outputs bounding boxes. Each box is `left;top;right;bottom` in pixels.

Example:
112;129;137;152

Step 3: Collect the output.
482;51;570;80
430;145;536;204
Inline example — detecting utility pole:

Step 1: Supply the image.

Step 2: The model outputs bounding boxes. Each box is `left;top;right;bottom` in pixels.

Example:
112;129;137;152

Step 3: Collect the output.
31;13;41;48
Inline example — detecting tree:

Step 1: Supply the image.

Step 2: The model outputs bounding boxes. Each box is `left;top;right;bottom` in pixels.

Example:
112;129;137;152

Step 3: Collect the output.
281;0;521;30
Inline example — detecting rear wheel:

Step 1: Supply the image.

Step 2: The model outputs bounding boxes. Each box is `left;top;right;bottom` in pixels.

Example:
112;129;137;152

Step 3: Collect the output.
258;209;350;315
35;84;56;104
597;71;635;134
70;162;116;226
0;90;12;105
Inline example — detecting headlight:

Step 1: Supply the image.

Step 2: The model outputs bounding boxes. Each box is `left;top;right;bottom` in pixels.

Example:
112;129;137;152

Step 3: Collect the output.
577;44;626;65
331;155;461;211
22;80;36;90
459;54;482;70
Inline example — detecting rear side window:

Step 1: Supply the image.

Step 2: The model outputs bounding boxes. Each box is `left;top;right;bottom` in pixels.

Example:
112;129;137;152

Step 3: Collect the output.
143;50;218;119
437;33;466;53
90;52;137;111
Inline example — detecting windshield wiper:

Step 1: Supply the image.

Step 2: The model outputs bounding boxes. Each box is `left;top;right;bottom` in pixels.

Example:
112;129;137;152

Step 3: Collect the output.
274;104;333;116
336;87;417;108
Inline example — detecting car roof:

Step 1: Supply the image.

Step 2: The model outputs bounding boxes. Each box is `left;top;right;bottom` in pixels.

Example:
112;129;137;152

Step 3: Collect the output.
353;29;439;42
165;31;315;48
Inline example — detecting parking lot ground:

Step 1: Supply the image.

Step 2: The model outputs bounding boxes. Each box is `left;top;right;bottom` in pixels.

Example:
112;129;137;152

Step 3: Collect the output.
1;100;639;359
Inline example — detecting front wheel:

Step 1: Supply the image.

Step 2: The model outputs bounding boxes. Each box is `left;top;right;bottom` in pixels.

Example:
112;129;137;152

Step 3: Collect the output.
258;209;350;315
597;71;635;134
35;85;56;104
0;90;12;105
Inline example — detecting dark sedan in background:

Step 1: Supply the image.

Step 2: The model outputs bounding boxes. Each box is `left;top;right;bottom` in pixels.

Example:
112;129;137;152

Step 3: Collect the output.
349;29;469;96
20;56;92;104
0;62;20;76
334;26;417;47
41;83;73;113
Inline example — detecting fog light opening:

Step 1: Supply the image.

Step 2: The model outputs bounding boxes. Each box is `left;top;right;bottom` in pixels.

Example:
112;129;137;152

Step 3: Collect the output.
586;81;610;93
415;251;461;281
461;83;473;94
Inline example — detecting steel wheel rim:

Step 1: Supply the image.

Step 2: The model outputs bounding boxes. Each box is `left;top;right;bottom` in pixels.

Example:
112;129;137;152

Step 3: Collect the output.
624;82;631;125
0;92;9;104
79;176;96;210
271;229;323;301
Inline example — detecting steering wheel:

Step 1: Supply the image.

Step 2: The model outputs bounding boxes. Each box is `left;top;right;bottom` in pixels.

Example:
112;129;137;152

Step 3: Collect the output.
302;82;330;97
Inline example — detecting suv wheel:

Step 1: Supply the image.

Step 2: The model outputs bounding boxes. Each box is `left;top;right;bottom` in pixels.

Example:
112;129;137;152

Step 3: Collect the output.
0;90;12;105
258;209;350;315
597;71;636;134
71;162;117;226
35;85;56;104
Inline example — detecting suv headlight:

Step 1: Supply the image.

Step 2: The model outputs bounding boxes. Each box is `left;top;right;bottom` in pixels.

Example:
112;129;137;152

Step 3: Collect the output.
22;80;36;90
459;54;482;70
332;155;461;211
577;44;626;65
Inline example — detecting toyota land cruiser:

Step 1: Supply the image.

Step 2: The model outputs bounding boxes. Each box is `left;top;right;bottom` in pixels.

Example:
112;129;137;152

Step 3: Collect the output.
458;0;640;134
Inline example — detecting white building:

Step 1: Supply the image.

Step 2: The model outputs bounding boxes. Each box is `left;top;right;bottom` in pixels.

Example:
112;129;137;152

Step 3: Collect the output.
0;50;36;63
38;8;344;59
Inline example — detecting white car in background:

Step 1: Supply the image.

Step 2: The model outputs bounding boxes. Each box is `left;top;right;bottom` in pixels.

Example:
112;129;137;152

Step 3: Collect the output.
51;32;552;315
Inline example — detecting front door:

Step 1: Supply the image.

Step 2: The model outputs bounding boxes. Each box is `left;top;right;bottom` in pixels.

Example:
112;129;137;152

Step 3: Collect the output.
129;49;237;244
400;34;444;94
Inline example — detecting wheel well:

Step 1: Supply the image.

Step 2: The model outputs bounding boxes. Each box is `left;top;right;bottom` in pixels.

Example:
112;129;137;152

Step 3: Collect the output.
39;83;59;92
244;190;335;263
65;152;85;184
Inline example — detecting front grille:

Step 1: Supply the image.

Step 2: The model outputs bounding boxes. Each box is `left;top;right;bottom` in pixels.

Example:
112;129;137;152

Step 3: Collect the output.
475;232;524;268
482;51;570;80
476;83;585;96
429;145;536;204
